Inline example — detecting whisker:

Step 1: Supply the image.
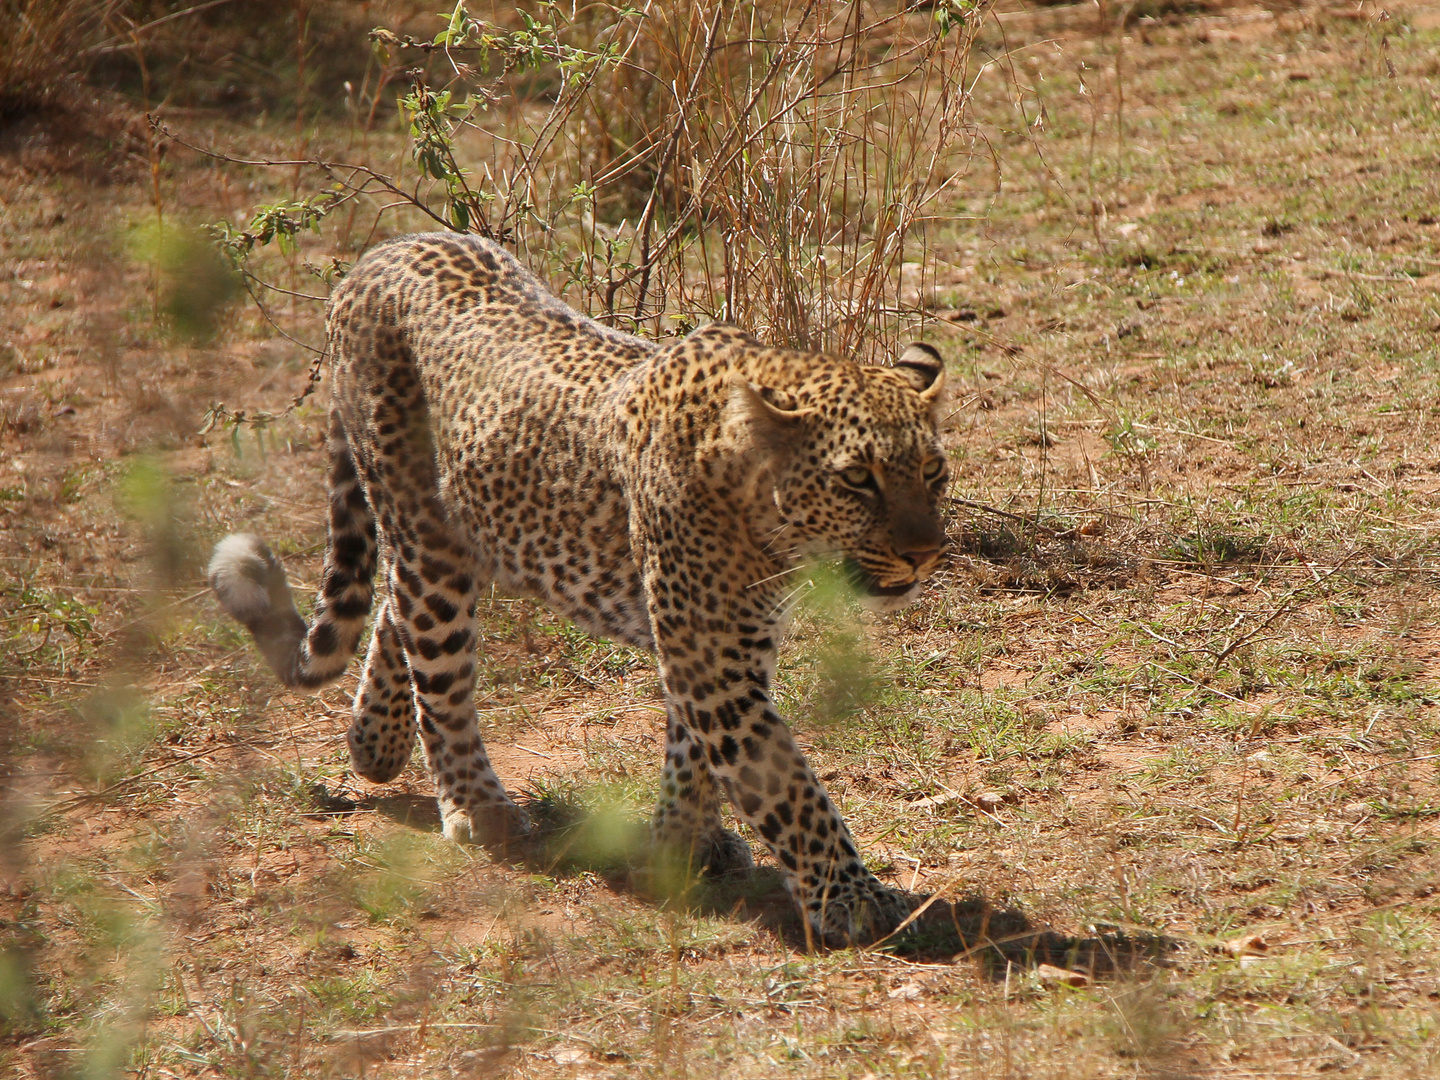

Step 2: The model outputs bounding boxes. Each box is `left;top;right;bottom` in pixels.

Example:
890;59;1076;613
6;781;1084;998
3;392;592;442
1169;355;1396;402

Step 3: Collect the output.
769;578;816;619
747;565;799;590
759;537;808;564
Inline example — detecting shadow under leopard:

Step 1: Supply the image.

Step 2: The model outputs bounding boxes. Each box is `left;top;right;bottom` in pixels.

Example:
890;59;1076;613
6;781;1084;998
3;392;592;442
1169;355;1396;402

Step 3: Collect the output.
305;784;1177;970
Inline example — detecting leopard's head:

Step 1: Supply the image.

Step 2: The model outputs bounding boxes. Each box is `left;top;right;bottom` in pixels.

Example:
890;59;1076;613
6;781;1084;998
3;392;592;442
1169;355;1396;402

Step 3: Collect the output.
731;343;951;612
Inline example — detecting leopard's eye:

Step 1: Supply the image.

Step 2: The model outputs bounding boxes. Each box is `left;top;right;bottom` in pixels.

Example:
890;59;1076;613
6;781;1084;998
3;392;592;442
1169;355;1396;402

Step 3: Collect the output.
922;457;947;483
838;465;876;490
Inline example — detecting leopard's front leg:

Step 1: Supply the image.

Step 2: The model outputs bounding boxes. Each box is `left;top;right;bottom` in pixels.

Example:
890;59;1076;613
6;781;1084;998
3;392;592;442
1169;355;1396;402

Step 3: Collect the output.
650;706;755;882
645;590;908;946
666;675;909;946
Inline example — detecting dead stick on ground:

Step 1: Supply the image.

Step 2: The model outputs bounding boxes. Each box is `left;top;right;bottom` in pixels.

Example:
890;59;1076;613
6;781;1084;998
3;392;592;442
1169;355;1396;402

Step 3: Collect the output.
1212;554;1357;668
1308;753;1440;795
37;744;230;821
330;1023;498;1040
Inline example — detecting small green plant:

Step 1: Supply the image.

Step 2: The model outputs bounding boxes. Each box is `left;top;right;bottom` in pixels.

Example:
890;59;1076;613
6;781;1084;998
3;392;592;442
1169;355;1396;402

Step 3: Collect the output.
131;221;241;342
1;583;99;679
777;562;882;729
1105;413;1159;456
1164;530;1268;567
349;833;439;925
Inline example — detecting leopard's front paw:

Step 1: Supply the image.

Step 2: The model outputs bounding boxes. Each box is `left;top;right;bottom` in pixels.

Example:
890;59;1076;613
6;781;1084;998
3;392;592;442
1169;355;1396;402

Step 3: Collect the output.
442;800;534;861
645;825;756;899
805;874;915;948
699;827;756;878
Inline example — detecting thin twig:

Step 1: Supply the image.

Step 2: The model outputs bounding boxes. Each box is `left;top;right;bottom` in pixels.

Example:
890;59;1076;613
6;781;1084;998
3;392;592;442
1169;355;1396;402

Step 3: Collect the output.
1307;753;1440;795
37;744;231;821
1212;555;1356;667
330;1023;497;1040
946;496;1061;534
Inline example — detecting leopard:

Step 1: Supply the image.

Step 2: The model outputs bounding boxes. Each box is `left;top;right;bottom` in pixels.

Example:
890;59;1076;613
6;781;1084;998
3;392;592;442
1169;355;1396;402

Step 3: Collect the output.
208;231;950;946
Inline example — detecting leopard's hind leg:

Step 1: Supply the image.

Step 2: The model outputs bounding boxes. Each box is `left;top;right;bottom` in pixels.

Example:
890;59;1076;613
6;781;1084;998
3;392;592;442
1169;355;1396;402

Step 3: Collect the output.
346;593;417;783
336;336;530;853
380;532;530;851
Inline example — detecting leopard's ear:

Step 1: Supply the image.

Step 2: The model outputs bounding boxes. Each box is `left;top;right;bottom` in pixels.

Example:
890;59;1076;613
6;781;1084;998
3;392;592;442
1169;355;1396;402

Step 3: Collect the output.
726;380;811;456
894;343;946;401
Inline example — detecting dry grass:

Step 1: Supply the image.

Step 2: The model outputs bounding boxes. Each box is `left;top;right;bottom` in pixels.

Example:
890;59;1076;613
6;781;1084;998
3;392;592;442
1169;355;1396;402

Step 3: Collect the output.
0;0;123;115
3;1;1440;1078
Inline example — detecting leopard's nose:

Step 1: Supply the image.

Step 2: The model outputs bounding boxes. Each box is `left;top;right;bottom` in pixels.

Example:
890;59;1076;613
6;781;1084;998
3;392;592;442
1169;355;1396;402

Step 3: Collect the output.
892;507;949;570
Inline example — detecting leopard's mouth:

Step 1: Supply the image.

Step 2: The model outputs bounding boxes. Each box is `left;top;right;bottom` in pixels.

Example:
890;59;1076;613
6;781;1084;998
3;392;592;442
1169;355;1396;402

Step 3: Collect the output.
841;559;917;598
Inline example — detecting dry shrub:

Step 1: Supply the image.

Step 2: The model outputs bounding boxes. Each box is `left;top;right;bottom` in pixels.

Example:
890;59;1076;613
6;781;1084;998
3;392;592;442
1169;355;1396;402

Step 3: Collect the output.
215;0;994;369
472;0;990;357
0;0;122;116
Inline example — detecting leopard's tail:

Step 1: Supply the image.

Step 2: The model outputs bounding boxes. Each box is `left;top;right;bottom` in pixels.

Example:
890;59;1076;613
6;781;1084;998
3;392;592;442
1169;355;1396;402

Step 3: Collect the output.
208;411;377;689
